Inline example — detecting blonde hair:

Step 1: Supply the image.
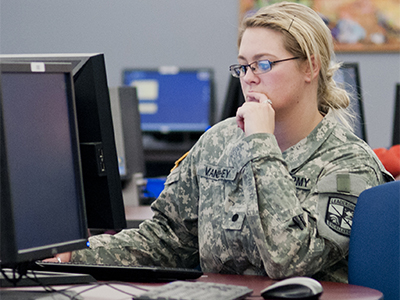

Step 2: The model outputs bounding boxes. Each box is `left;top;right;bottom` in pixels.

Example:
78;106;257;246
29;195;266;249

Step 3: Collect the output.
238;2;353;128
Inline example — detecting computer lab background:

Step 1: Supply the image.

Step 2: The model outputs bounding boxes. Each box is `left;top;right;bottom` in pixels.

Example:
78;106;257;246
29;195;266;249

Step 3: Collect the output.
1;0;399;149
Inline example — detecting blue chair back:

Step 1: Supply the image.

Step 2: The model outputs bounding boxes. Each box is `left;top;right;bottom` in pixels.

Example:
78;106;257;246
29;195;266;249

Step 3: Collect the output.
348;181;400;300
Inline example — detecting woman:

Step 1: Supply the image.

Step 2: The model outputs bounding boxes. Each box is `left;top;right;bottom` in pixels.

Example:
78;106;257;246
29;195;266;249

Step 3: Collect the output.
52;2;392;282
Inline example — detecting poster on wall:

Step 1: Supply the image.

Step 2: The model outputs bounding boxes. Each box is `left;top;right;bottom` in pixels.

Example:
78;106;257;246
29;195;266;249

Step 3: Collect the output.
239;0;400;52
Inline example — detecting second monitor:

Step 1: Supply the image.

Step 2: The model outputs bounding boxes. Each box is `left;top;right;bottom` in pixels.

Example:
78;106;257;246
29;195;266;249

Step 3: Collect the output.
123;67;215;133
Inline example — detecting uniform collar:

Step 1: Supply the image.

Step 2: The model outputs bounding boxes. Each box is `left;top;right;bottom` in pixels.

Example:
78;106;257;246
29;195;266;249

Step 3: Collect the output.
282;112;337;171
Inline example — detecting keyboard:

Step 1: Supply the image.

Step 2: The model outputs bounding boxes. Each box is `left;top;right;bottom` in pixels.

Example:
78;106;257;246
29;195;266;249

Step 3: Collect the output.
136;281;253;300
31;261;203;282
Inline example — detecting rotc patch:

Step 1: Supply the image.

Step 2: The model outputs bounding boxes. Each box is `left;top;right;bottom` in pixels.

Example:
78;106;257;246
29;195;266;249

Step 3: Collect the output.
325;197;355;237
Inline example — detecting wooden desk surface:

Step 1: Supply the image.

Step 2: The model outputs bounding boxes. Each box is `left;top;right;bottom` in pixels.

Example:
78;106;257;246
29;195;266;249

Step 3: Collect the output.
138;273;383;300
194;273;383;300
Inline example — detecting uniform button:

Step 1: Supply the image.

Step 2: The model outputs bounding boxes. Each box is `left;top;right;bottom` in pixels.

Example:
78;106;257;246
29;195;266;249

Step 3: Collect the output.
232;214;239;222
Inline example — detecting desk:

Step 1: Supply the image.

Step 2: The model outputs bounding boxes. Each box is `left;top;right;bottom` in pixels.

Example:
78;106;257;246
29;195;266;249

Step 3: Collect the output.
0;273;384;299
195;273;383;300
125;205;154;228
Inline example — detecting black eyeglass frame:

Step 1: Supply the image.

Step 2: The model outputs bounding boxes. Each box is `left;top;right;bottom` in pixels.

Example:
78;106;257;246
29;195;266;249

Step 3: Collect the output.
229;57;300;78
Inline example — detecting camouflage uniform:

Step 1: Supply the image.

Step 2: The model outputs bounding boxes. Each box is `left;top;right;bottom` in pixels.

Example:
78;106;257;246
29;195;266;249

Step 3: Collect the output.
72;113;392;282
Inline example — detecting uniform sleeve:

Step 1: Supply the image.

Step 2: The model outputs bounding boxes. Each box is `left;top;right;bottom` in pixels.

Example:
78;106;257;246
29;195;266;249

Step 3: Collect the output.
71;153;200;269
241;133;387;279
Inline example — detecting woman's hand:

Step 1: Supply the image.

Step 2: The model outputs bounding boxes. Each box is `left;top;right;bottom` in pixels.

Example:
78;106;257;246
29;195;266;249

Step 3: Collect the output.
236;91;275;136
43;252;72;263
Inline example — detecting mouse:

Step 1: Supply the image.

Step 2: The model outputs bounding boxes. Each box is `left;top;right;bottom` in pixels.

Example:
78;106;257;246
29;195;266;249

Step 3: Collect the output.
260;277;323;300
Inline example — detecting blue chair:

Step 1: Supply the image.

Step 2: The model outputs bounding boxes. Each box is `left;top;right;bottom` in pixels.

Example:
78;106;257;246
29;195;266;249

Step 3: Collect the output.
348;181;400;300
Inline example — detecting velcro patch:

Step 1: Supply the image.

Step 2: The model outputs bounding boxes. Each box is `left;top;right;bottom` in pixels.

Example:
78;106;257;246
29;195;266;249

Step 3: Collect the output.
325;197;355;237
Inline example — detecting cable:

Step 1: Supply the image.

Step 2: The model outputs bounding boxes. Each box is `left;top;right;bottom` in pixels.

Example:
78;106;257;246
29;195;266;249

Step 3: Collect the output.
68;281;150;300
2;267;152;299
25;271;76;299
1;268;23;286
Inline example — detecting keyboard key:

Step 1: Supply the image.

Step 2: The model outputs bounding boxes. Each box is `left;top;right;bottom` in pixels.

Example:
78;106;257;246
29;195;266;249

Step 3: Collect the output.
136;281;253;300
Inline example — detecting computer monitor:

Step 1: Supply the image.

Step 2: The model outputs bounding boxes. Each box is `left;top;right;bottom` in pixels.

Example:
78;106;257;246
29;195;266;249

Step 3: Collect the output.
220;76;245;121
123;67;215;133
333;63;367;142
109;86;145;181
0;61;91;286
0;53;127;230
393;83;400;146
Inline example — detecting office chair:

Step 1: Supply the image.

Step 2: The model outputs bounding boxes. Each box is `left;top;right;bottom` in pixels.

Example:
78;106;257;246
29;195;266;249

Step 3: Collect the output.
348;180;400;300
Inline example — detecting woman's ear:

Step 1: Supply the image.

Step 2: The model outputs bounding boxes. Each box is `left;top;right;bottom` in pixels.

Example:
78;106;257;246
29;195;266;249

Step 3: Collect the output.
304;55;320;83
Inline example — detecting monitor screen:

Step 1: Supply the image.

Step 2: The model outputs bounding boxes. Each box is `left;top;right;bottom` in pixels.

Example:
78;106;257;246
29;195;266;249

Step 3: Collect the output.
0;61;88;268
0;53;127;231
123;67;215;133
333;63;367;142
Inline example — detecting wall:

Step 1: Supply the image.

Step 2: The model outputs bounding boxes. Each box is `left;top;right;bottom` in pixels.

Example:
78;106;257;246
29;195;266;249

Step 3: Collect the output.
1;0;399;148
0;0;239;120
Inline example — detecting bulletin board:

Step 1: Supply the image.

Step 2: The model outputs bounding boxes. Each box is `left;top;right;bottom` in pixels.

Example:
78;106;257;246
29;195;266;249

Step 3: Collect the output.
239;0;400;52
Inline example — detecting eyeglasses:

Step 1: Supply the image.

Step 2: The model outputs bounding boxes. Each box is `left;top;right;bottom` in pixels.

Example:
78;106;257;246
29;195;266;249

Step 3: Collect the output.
229;57;299;78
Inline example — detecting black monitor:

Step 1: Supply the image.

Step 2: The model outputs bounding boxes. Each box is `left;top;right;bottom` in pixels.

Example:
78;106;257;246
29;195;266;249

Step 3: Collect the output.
220;76;245;121
333;63;367;142
123;67;215;133
0;53;127;231
393;83;400;146
0;61;92;286
109;86;145;181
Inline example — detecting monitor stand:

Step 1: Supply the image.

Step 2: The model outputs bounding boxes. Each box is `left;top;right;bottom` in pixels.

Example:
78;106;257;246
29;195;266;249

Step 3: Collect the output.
0;268;96;287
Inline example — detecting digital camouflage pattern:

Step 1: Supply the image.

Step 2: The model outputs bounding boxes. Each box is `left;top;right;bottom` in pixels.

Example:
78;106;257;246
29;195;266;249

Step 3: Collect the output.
72;113;392;282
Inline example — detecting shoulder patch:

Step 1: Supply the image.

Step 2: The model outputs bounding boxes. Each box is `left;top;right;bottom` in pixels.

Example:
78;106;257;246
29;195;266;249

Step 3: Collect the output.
170;151;189;172
325;197;355;237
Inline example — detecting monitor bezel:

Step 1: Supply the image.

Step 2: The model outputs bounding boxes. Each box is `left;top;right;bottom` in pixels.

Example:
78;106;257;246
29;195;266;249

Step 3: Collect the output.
335;62;367;143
